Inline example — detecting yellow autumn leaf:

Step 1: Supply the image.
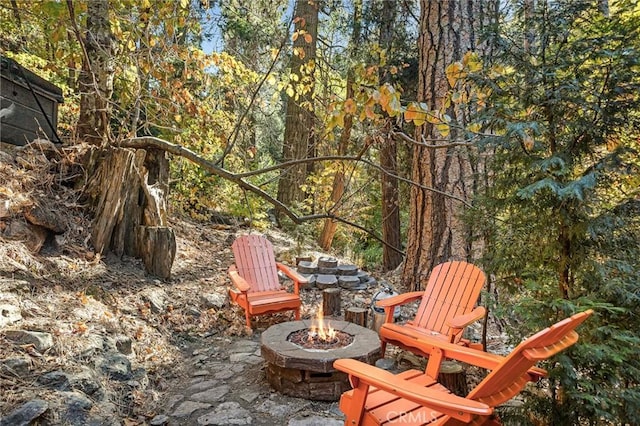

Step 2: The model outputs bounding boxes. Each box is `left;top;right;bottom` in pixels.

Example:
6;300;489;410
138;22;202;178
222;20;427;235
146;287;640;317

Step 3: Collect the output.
436;123;450;137
365;104;377;120
467;122;482;133
286;85;294;98
463;51;482;72
385;93;402;117
426;112;440;124
174;114;182;123
142;0;151;8
404;102;425;126
445;62;464;87
180;0;188;8
292;31;299;42
344;98;356;115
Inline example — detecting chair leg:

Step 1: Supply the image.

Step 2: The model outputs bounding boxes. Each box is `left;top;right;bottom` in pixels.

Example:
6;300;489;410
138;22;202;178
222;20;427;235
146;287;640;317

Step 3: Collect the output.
294;307;300;320
244;310;252;330
380;341;387;358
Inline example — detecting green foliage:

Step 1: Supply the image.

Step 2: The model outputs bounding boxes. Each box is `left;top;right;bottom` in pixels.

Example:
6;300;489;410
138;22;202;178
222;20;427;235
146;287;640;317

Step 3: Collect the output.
468;1;640;423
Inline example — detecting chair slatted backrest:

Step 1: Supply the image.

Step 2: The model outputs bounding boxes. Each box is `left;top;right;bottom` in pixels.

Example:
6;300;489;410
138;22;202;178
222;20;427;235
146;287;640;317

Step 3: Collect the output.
231;235;280;293
412;261;486;342
466;310;593;407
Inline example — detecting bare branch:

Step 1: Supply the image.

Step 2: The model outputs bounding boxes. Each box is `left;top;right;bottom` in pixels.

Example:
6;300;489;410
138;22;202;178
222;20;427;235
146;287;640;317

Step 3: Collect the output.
237;155;471;207
120;137;301;223
392;130;476;148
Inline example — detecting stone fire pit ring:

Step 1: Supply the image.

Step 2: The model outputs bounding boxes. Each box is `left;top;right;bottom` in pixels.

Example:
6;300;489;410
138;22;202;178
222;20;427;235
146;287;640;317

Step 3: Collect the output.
260;319;382;400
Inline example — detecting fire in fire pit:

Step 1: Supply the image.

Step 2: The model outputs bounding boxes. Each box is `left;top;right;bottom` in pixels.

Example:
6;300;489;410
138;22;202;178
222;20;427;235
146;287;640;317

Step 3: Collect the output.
287;307;355;350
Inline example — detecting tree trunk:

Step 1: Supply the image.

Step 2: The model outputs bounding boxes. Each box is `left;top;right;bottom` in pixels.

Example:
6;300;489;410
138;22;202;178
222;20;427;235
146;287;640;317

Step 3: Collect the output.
76;0;116;145
318;0;361;250
378;0;404;271
404;0;490;290
380;129;403;270
276;0;319;220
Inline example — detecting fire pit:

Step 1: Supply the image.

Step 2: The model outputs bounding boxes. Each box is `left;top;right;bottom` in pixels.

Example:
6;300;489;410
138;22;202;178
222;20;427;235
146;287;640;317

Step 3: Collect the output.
260;319;381;401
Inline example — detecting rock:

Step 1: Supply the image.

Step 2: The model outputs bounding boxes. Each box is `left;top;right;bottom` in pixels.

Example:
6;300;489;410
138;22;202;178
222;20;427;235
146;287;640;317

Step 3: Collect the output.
38;370;71;390
288;416;344;426
337;264;358;276
78;333;107;358
190;385;230;403
172;401;212;418
317;257;338;269
196;401;252;425
1;357;30;377
150;414;169;425
115;335;133;355
375;358;396;371
316;275;338;289
60;391;93;425
357;270;370;283
99;352;133;381
0;399;48;426
296;261;317;274
201;293;227;309
317;267;338;275
186;380;221;393
4;330;54;352
142;289;166;313
69;368;103;398
0;301;22;327
338;275;361;289
301;274;316;289
229;353;262;365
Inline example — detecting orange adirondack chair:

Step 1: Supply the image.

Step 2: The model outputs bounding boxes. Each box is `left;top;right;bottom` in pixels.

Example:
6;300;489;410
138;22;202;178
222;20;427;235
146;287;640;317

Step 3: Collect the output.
334;309;593;426
228;234;307;329
377;261;486;358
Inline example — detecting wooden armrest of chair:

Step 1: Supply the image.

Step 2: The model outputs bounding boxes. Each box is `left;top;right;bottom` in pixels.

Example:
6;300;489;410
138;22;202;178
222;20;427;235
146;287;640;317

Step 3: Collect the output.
276;262;308;294
447;306;486;330
334;358;492;422
414;335;547;381
375;291;424;308
228;267;251;293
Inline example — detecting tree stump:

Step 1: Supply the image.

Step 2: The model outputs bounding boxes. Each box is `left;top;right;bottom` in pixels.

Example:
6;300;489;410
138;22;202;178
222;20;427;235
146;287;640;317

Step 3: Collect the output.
345;307;368;327
438;360;468;396
86;146;175;279
322;288;341;317
136;226;176;279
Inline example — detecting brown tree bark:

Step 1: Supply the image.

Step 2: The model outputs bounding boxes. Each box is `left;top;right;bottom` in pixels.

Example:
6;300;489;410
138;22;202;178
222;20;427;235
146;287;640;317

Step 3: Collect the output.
403;0;491;290
74;0;116;145
378;0;403;271
276;0;319;219
87;146;175;279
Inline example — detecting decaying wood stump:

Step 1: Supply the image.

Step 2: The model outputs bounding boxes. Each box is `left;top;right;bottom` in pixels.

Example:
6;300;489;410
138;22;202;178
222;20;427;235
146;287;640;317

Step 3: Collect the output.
322;288;341;317
87;146;175;279
438;360;468;396
345;307;368;327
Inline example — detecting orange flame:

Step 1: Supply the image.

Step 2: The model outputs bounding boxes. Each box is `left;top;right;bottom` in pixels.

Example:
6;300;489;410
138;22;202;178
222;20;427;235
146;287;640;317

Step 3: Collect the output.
309;305;337;342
